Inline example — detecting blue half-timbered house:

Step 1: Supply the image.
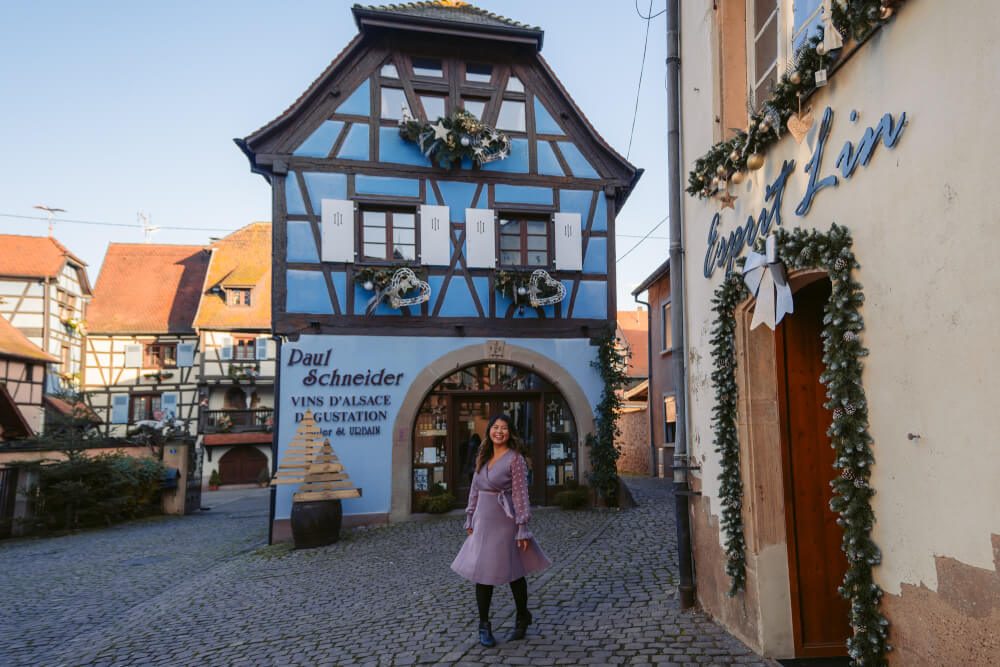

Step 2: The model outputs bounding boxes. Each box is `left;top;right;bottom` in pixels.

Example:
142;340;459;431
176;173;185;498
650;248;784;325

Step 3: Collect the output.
238;1;640;537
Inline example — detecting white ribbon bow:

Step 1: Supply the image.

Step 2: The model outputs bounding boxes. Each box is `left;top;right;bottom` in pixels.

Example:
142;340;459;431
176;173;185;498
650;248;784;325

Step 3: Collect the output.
742;235;794;330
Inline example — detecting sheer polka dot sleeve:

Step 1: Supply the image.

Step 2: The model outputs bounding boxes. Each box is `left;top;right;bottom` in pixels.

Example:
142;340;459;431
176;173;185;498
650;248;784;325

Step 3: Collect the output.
511;454;534;541
464;470;479;531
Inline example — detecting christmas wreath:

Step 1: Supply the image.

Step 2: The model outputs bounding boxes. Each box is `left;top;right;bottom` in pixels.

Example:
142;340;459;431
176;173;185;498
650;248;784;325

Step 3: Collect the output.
495;268;566;311
354;265;430;314
399;109;510;169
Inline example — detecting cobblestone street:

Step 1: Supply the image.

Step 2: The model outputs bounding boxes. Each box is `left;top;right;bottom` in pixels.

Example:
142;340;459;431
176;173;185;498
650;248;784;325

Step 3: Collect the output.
1;477;777;667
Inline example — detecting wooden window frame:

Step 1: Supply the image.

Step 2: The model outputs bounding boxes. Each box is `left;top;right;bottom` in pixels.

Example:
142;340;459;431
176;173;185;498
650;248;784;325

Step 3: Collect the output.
663;393;678;445
359;205;419;264
498;214;551;269
226;287;252;307
233;335;256;362
130;392;162;424
660;299;673;354
144;343;177;369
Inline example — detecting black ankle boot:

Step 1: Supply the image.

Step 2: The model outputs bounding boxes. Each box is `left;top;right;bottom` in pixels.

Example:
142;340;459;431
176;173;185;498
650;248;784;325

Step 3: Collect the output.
506;611;532;640
478;621;496;647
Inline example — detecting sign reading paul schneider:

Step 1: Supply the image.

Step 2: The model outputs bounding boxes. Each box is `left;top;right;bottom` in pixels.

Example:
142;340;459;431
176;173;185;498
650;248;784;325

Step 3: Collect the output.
703;106;907;279
285;347;405;437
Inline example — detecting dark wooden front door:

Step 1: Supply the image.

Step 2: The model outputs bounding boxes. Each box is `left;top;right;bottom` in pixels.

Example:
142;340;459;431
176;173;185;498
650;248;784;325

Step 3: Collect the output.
776;279;850;657
218;445;267;485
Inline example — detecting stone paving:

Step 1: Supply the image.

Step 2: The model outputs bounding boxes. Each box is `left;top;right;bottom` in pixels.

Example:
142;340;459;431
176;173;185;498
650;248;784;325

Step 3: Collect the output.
0;477;777;667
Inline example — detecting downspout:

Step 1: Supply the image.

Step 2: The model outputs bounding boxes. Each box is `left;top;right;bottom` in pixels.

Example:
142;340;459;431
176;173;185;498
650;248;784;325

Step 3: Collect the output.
269;334;282;545
666;0;696;609
633;293;655;478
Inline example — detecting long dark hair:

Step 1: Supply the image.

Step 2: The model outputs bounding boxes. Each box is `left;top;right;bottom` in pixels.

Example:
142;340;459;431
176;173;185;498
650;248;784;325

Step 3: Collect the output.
475;413;528;471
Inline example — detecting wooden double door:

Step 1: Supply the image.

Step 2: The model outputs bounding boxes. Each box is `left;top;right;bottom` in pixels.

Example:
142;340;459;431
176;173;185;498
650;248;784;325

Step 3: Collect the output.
412;391;577;510
776;279;850;657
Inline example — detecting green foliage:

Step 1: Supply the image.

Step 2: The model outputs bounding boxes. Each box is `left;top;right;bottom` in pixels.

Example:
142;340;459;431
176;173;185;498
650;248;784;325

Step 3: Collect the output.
398;109;510;169
711;225;889;666
257;467;271;485
352;265;428;292
32;453;165;531
553;479;589;510
419;483;455;513
209;470;222;487
586;328;629;506
687;0;905;197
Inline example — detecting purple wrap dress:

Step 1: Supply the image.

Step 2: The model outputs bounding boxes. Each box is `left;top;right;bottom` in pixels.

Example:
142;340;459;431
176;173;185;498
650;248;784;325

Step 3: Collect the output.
451;449;551;585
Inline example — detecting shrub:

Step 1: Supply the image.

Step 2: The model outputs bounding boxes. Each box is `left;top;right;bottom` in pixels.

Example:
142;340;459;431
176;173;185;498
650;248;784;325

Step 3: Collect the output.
553;478;590;510
420;483;455;513
257;467;271;485
209;470;222;487
35;453;165;531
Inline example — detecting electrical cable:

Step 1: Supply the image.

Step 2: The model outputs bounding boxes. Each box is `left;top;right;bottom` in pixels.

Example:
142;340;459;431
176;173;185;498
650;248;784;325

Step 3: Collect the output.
626;0;657;161
616;216;668;264
0;213;238;233
634;0;666;19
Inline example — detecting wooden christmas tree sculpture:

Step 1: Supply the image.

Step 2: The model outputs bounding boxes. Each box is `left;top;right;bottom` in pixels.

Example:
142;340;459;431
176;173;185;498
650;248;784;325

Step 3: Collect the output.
271;409;362;503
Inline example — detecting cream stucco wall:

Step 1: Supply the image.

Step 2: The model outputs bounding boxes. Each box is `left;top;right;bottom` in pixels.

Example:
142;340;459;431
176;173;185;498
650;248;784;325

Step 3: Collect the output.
681;0;1000;617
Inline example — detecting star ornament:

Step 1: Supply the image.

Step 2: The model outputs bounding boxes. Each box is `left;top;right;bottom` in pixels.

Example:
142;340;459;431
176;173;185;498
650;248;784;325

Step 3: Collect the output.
431;120;450;141
719;191;738;210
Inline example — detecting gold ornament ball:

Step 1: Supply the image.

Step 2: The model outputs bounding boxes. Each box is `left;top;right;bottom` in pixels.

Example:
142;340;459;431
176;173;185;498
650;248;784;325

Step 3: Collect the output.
880;6;893;19
731;171;745;185
746;153;765;171
759;120;770;132
729;150;740;162
716;164;728;177
790;71;801;85
816;43;827;56
710;176;720;189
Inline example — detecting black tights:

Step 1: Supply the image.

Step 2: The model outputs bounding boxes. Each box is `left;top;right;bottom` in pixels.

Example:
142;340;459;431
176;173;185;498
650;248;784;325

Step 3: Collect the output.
475;577;527;623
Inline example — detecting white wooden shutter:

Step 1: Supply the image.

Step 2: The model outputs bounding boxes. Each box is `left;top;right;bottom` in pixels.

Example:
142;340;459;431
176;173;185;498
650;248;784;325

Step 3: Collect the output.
177;343;195;368
111;394;129;424
553;212;583;271
419;204;451;266
124;344;142;368
464;208;496;268
321;198;356;263
161;393;179;420
255;337;269;360
220;336;233;361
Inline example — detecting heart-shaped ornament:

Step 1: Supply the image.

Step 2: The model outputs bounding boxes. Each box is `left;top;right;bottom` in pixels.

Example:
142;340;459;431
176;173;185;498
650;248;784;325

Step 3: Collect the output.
787;111;814;145
528;269;567;307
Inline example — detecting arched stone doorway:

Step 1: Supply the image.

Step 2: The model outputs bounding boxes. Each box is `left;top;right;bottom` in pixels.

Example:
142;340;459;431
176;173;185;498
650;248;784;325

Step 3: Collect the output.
389;341;596;521
411;361;579;512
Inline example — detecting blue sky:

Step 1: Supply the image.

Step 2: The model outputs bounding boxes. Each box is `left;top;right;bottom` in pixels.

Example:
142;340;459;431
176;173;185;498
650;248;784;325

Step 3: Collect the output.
0;0;669;309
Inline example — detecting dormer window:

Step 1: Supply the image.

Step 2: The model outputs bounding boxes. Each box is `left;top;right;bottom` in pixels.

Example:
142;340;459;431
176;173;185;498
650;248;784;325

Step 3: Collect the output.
227;288;252;307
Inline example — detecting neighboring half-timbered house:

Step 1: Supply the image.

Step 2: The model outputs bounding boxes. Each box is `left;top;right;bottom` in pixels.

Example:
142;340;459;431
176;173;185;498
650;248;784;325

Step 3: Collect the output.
83;245;208;440
0;234;92;393
238;1;640;536
193;223;275;486
0;314;56;440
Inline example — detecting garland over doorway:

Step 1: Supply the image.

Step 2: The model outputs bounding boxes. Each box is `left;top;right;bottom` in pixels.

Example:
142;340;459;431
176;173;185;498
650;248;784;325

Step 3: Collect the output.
710;225;889;665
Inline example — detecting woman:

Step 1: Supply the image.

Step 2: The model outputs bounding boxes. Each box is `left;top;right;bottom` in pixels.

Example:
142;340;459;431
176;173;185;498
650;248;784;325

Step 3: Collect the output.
451;414;551;646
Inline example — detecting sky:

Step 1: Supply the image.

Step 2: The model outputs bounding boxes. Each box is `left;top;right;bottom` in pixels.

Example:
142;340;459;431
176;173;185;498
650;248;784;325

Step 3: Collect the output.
0;0;669;310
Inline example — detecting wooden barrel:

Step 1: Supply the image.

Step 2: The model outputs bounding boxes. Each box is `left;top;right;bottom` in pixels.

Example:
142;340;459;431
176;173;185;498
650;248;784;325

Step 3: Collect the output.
290;498;343;548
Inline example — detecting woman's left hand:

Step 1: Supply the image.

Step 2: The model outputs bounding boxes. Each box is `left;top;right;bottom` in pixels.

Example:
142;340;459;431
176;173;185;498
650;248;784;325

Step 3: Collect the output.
516;539;528;552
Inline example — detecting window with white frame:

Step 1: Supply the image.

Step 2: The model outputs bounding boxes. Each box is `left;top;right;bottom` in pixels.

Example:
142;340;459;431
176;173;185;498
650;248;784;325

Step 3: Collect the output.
748;0;780;111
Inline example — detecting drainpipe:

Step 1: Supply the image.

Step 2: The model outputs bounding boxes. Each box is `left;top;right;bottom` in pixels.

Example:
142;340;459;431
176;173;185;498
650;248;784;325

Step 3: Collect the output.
268;334;282;545
633;293;655;478
666;0;696;609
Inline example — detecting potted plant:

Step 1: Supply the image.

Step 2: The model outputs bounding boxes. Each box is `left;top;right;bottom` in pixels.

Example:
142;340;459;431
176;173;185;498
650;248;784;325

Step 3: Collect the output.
209;470;221;491
257;467;271;488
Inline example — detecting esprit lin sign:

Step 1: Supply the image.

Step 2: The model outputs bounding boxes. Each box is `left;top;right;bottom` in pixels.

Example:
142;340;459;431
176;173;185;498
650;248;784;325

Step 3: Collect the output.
703;106;907;279
285;347;405;437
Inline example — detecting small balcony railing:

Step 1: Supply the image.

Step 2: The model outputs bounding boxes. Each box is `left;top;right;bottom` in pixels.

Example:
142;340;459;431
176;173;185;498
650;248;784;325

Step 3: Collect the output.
201;408;273;434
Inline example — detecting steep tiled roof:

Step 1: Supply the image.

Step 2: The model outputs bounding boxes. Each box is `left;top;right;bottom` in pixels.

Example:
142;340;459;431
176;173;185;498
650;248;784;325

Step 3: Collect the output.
0;314;57;362
88;244;210;334
353;1;539;30
194;223;272;331
617;310;649;378
0;234;87;279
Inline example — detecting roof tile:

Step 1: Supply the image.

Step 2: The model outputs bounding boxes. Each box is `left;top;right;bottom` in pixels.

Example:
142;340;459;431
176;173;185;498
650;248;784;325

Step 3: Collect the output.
0;234;87;279
0;314;57;362
194;223;272;330
353;1;540;30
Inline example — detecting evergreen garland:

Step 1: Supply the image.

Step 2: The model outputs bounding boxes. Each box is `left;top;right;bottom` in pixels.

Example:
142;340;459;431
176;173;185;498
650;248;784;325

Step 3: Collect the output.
687;0;907;197
710;224;889;666
587;327;629;506
494;268;560;306
399;109;511;169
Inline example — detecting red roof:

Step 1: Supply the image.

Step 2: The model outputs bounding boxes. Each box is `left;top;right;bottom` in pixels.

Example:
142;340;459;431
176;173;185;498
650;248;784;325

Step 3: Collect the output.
194;223;272;331
44;394;101;423
88;244;210;334
204;432;273;446
617;310;649;378
0;234;87;280
0;314;57;362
